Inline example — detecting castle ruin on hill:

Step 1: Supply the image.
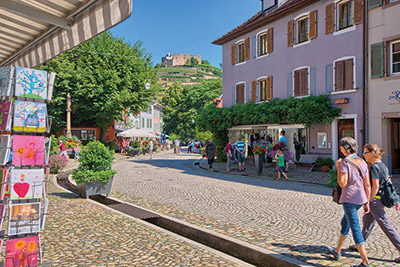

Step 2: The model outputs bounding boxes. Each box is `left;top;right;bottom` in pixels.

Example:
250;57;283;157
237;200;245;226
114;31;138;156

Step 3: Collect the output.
161;53;201;67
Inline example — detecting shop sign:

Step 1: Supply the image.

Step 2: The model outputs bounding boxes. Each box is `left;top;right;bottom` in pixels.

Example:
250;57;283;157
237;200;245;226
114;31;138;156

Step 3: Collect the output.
389;90;400;105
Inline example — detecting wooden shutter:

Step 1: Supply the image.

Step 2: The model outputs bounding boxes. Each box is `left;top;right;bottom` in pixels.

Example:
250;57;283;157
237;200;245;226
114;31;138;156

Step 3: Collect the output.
344;59;354;89
368;0;383;10
309;10;317;39
325;3;334;34
236;83;245;104
294;70;300;96
335;61;344;90
354;0;364;25
371;42;384;79
267;28;273;53
287;20;294;47
231;44;236;65
251;80;257;101
300;69;309;96
266;76;272;100
245;38;250;61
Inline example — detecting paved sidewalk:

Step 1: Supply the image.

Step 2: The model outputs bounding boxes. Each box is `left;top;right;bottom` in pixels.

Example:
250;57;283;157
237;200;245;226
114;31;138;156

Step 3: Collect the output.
39;157;248;266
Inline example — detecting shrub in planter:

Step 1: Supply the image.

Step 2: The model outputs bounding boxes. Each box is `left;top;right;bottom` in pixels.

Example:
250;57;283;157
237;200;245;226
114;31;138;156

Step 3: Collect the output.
315;157;334;172
48;154;68;174
72;141;116;184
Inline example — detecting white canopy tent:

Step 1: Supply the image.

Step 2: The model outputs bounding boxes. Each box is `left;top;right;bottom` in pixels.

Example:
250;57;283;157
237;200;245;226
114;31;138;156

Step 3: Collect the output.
117;128;156;138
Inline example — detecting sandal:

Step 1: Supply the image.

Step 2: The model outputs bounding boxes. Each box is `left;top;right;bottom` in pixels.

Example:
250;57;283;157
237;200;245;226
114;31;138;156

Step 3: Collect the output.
349;244;357;251
395;257;400;263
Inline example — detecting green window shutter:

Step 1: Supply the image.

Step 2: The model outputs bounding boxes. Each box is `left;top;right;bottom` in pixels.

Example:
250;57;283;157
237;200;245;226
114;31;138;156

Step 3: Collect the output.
371;42;384;79
368;0;382;10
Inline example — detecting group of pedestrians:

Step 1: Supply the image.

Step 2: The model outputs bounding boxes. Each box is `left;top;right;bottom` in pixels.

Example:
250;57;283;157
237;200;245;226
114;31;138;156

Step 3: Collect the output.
328;137;400;267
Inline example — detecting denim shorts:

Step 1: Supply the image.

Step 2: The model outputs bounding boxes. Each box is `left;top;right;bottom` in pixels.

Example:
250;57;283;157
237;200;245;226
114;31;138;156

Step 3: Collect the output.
278;166;286;173
340;202;365;245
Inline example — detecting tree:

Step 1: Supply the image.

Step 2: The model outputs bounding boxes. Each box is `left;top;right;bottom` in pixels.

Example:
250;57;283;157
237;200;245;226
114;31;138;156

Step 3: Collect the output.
190;57;199;66
161;80;222;142
201;59;210;65
39;31;159;140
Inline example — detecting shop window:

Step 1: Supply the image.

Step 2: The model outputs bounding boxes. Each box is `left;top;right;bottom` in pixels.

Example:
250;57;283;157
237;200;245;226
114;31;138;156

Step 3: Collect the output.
318;132;327;148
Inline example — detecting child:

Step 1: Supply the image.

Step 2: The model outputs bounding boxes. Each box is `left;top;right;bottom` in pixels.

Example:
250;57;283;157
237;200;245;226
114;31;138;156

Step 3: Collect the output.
275;150;288;181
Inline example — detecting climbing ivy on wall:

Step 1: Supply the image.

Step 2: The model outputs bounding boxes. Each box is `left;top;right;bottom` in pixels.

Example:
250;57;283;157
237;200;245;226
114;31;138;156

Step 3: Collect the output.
197;94;341;160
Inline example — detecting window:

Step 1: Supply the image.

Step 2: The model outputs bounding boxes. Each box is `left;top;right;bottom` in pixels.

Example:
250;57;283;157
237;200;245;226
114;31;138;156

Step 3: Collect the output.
235;83;245;104
293;68;309;97
296;16;309;44
259;77;272;101
334;58;354;91
318;132;327;148
390;40;400;75
337;0;354;30
258;32;268;56
70;129;95;142
237;41;245;63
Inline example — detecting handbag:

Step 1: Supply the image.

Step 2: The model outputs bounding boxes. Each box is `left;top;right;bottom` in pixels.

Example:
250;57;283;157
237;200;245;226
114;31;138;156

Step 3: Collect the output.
332;184;342;204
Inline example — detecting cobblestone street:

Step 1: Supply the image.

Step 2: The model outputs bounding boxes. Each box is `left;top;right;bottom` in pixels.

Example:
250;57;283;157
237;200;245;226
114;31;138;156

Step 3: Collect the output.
111;150;400;267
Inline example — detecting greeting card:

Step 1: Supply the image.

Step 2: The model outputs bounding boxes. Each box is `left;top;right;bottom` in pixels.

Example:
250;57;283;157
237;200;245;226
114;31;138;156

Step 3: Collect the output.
0;168;8;200
0;67;14;97
5;235;38;267
12;135;45;166
8;202;41;235
13;100;46;132
15;67;47;99
10;169;43;200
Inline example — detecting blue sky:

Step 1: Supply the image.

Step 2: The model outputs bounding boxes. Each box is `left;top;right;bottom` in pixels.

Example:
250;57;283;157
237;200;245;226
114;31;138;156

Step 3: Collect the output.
110;0;260;68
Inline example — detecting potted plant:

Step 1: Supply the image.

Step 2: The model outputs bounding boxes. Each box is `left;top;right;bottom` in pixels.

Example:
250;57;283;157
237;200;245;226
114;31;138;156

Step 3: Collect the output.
72;141;117;198
252;143;267;175
315;157;334;172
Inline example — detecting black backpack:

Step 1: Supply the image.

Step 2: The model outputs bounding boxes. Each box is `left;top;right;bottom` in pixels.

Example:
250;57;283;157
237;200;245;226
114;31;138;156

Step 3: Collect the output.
381;176;400;208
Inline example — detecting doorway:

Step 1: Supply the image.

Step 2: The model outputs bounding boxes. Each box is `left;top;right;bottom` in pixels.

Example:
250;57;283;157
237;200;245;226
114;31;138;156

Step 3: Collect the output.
391;118;400;174
338;119;354;158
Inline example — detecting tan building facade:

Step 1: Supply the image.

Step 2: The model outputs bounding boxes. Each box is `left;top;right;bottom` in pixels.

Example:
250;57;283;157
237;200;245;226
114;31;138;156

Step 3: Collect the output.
162;53;201;66
368;0;400;174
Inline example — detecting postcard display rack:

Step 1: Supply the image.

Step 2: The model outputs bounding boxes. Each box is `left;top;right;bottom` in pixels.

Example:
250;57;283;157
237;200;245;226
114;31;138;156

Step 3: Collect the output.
0;66;54;266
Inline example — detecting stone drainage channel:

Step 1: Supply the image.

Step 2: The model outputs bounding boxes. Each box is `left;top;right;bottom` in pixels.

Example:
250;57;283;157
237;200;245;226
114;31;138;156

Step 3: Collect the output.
57;171;310;267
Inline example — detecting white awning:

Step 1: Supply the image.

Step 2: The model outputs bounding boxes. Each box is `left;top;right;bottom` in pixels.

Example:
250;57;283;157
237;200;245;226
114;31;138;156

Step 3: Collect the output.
0;0;132;67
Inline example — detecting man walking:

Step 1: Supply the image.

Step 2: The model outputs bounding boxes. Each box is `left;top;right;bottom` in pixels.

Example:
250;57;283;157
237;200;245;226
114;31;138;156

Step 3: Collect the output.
205;140;217;171
234;137;246;171
149;139;153;159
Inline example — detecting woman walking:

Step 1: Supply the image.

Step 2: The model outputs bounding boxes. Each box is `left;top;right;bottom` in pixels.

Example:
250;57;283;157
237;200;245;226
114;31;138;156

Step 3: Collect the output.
348;144;400;263
327;137;371;267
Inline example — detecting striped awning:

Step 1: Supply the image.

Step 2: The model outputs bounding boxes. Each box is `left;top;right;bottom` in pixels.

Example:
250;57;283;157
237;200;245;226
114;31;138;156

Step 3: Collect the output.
0;0;132;67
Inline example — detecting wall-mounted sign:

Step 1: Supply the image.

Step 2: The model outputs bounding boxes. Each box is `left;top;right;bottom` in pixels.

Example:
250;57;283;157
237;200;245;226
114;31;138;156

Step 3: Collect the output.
389;90;400;105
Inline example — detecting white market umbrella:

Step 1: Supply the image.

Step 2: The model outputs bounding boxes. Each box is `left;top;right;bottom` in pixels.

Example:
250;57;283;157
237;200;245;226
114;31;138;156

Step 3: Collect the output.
117;128;154;138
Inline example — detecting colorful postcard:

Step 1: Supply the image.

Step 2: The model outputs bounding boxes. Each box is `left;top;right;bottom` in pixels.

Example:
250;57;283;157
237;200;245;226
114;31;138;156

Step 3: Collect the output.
10;169;43;200
5;235;38;267
15;67;47;99
0;168;8;200
0;67;14;97
12;135;45;166
8;202;41;236
0;101;12;131
13;100;47;132
41;198;48;230
0;135;11;166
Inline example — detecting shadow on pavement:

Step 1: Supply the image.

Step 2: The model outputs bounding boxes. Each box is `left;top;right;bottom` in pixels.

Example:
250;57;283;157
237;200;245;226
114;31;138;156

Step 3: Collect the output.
127;156;333;197
49;191;77;199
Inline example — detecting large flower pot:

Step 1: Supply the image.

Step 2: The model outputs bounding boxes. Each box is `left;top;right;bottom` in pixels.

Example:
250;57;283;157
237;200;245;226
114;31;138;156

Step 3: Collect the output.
77;176;114;199
254;154;264;175
321;165;330;172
